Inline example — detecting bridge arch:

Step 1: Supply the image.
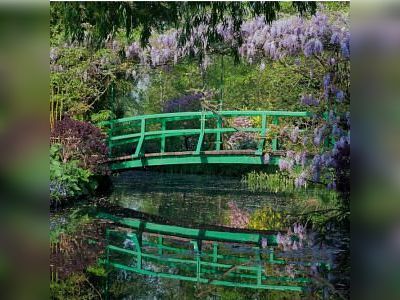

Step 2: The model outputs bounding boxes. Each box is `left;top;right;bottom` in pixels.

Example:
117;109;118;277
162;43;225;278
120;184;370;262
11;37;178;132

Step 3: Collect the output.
100;110;311;171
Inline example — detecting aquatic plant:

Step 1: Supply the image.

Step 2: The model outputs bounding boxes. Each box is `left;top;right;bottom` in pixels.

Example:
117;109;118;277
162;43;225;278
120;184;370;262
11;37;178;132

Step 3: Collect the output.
242;171;296;193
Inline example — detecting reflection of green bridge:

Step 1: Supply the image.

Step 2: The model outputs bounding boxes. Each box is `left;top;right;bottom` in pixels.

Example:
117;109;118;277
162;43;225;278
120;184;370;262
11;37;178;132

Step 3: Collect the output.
101;110;311;171
98;213;326;292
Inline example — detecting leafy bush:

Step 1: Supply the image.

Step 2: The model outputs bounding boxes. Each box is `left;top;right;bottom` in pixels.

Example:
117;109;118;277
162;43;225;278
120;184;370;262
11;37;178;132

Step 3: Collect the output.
50;273;100;300
50;144;95;202
51;116;108;175
90;109;115;123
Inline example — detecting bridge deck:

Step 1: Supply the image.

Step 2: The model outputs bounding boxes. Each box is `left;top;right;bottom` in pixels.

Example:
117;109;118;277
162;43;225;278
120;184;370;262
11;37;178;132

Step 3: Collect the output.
108;150;285;163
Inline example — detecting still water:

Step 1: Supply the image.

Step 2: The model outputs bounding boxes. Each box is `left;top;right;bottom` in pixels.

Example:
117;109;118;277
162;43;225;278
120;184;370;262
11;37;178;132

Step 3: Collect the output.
50;170;346;299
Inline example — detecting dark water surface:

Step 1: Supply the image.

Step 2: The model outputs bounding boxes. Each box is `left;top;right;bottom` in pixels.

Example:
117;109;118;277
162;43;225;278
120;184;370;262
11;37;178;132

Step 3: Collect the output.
50;170;346;299
108;171;291;226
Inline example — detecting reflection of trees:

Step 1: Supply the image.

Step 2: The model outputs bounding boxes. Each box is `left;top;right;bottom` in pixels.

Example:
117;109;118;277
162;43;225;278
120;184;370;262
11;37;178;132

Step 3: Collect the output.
157;192;223;226
248;206;284;231
226;202;285;231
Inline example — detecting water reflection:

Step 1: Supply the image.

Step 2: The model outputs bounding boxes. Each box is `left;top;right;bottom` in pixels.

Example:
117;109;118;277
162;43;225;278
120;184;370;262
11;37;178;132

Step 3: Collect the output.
51;170;343;299
108;171;292;227
101;171;337;298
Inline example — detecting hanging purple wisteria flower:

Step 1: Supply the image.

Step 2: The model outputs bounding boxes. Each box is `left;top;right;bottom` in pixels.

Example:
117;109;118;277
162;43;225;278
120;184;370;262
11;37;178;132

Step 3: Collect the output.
278;158;294;172
300;94;319;106
289;126;300;143
303;38;323;57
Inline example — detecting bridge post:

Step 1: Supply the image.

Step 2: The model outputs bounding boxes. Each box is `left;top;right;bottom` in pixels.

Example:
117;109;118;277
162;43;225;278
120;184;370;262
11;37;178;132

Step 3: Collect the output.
256;247;262;286
108;122;114;157
216;117;222;151
272;116;279;151
195;112;205;154
134;118;146;157
191;240;202;281
256;113;267;155
212;242;218;273
161;120;166;153
130;232;143;270
158;236;163;256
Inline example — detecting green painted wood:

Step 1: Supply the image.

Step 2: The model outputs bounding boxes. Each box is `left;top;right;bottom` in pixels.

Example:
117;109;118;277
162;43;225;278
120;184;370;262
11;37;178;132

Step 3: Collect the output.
272;116;279;151
101;110;315;170
111;154;267;170
158;236;163;255
216;117;222;151
106;260;304;291
256;113;267;155
97;212;276;245
133;119;146;157
101;220;319;292
105;244;309;283
195;112;205;154
99;110;311;126
109;128;262;144
160;120;166;153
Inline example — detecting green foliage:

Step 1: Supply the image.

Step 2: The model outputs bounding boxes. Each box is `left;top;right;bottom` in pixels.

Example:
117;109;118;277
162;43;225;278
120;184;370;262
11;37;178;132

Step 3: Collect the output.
50;273;99;300
90;109;115;123
248;206;285;230
50;45;134;121
86;264;107;277
242;170;297;193
50;208;92;243
50;144;93;202
52;2;316;52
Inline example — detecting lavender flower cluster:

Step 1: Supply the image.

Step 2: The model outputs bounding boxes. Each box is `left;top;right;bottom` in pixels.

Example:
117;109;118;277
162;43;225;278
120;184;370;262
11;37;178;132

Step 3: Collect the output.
323;73;346;103
227;117;257;150
278;158;294;172
300;94;320;106
234;11;349;62
163;93;203;113
122;9;349;69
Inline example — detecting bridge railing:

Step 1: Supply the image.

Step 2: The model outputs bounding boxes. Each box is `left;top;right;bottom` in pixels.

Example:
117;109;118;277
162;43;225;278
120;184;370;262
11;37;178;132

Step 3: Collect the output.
99;110;311;159
98;212;319;291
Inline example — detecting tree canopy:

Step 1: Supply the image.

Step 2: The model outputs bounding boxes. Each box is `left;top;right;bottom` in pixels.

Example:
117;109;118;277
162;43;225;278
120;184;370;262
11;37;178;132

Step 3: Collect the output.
51;1;317;56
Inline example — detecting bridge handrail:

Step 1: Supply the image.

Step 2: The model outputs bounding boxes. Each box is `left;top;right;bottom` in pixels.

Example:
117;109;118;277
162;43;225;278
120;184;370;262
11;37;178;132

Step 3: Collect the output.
101;110;313;167
97;212;278;245
98;110;311;126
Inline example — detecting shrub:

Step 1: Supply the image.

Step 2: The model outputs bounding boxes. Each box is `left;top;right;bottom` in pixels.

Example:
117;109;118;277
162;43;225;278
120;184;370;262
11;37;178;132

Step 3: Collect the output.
51;116;108;175
50;144;95;202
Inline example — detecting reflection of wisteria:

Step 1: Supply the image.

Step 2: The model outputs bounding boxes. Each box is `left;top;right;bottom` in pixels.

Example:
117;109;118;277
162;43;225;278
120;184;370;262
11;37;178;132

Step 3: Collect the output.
275;223;309;252
227;202;250;228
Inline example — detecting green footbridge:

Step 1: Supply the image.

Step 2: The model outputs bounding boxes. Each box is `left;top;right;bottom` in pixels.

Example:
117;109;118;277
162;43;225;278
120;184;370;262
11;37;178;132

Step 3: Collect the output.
100;110;311;171
98;212;328;292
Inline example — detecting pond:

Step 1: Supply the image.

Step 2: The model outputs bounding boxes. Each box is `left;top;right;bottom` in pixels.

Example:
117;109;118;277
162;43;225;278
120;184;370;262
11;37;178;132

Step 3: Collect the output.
50;170;347;299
